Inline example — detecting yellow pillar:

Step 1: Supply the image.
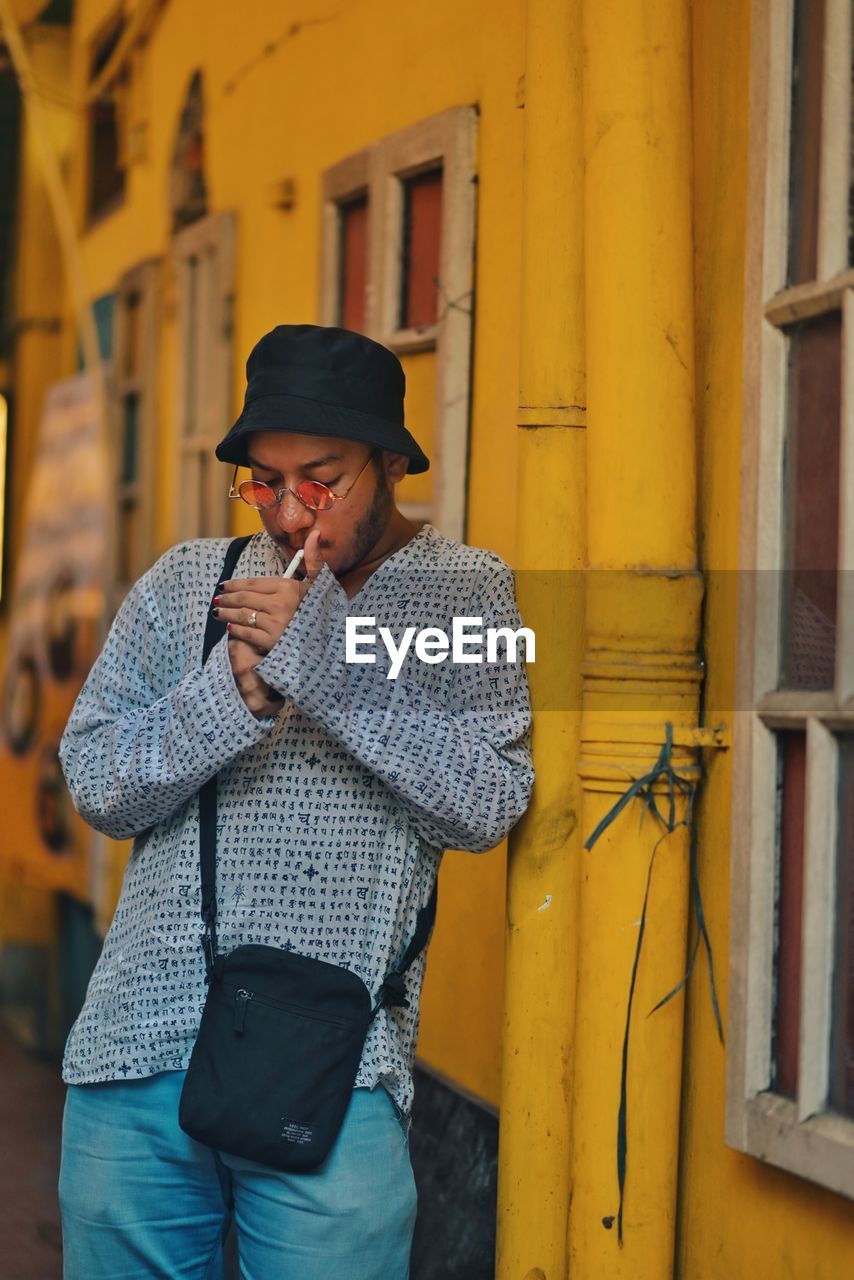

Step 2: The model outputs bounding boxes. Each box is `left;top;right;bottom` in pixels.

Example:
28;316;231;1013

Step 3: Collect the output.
497;1;585;1276
568;1;701;1277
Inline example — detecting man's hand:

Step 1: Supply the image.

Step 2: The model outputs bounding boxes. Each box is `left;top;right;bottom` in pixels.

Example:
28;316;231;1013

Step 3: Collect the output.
228;638;285;718
215;530;325;656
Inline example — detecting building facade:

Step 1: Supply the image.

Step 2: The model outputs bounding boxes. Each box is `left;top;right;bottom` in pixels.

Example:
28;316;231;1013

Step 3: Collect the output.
0;0;852;1276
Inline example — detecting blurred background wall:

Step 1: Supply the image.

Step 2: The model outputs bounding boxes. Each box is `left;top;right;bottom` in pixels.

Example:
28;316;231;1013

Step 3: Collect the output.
1;3;853;1280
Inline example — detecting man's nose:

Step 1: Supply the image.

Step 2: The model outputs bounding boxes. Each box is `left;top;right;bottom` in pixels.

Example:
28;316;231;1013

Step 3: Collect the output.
274;490;315;533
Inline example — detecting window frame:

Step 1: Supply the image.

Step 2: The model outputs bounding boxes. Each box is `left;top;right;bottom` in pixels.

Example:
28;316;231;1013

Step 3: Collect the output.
171;210;236;543
319;107;477;541
320;148;372;332
727;0;854;1197
85;10;127;227
107;259;159;610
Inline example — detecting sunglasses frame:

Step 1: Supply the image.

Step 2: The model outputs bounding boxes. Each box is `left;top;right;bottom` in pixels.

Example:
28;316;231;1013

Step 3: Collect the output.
227;450;376;513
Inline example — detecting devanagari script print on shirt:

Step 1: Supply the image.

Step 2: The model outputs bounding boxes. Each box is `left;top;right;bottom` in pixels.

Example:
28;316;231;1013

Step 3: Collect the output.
59;524;533;1117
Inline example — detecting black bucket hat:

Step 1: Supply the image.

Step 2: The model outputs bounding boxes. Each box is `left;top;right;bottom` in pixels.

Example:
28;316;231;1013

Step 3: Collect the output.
215;324;429;474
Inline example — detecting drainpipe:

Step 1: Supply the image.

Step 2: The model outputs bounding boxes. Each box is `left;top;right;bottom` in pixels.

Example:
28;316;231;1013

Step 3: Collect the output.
496;0;586;1276
567;1;702;1276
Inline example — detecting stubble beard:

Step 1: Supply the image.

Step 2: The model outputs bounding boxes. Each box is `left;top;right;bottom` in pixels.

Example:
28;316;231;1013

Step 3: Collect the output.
337;470;394;577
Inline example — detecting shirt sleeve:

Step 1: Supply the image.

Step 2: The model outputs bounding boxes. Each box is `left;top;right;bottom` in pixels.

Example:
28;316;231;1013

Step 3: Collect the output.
254;559;535;853
59;552;274;840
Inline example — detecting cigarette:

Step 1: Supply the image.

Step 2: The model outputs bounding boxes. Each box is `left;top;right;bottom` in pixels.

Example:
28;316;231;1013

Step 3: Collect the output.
282;548;304;580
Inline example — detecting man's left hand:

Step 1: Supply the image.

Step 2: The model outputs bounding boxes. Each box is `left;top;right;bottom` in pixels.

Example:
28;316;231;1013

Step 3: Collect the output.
228;638;285;717
216;530;325;655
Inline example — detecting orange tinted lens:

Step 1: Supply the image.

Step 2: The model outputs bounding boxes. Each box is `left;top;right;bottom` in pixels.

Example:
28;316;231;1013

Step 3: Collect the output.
239;480;278;509
297;481;335;511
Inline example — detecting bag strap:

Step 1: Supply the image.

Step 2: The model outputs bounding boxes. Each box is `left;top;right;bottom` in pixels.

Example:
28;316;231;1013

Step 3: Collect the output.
371;879;438;1018
197;533;439;1003
203;535;252;663
199;535;253;970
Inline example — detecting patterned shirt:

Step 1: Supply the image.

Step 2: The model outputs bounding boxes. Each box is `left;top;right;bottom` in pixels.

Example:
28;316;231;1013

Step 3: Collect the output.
59;523;534;1117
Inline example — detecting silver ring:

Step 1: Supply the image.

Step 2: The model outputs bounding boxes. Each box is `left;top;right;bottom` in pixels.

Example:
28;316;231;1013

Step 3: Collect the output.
248;611;257;628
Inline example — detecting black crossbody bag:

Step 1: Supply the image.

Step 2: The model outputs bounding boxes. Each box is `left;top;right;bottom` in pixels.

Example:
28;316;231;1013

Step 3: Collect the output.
178;536;437;1171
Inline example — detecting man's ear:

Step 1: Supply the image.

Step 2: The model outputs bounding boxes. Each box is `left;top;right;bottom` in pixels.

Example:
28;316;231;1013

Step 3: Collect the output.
382;450;410;484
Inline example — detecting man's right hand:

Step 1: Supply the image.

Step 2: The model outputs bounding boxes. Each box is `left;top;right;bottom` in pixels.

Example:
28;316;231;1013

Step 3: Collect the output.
228;637;285;718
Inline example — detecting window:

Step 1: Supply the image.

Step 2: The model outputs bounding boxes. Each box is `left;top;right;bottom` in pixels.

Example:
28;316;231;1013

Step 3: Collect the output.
338;193;369;333
109;262;159;608
170;71;208;234
321;149;372;335
398;168;443;332
87;15;126;223
172;211;235;541
830;735;854;1115
727;0;854;1196
320;108;476;539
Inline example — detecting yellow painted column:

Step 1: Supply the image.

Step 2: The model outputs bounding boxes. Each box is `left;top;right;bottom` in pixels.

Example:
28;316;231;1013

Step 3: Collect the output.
497;1;585;1276
568;0;702;1276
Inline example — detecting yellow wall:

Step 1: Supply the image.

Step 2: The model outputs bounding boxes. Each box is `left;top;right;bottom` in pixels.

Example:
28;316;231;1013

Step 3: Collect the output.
0;25;71;964
677;0;854;1273
64;0;528;1106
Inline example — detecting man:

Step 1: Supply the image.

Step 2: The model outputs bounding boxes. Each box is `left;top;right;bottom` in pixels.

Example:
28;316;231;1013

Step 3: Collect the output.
58;324;534;1279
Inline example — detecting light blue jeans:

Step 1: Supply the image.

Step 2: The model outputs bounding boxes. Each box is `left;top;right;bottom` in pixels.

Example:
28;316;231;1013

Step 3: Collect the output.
59;1070;417;1280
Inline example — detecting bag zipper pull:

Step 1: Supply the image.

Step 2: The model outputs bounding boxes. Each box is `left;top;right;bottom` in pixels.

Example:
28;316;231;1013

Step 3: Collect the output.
234;988;252;1033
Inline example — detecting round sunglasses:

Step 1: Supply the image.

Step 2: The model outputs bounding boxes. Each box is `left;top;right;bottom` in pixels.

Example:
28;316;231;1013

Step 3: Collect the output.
228;451;375;513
